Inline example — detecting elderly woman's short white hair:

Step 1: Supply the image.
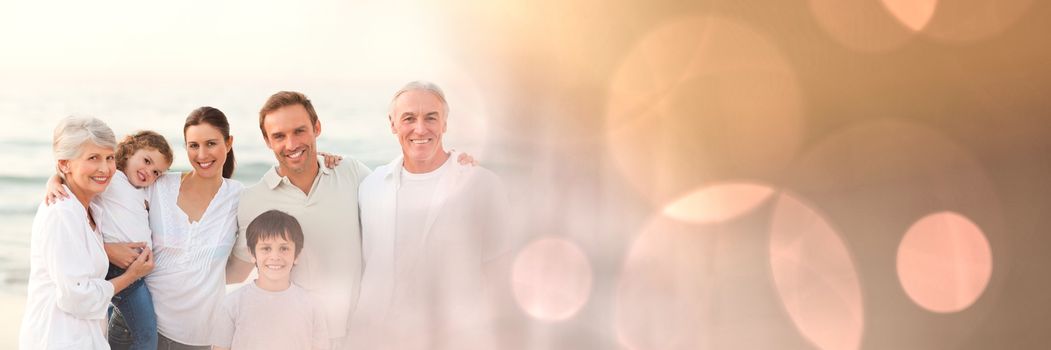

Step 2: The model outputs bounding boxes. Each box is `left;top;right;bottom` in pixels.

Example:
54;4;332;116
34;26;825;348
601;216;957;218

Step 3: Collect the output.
388;80;450;117
52;116;117;162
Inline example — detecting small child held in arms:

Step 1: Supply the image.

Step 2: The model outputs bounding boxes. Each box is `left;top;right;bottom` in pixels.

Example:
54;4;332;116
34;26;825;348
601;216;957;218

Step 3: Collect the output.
211;209;329;350
46;130;173;350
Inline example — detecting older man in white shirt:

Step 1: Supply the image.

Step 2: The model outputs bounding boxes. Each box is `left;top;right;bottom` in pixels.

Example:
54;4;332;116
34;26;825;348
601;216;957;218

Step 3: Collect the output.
348;81;510;349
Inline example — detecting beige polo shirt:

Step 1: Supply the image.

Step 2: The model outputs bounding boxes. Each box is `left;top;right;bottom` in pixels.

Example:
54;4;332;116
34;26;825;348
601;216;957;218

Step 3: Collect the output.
234;158;371;339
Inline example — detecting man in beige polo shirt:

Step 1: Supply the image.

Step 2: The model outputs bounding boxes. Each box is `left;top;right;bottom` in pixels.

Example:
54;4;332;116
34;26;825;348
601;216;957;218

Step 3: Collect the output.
228;91;372;349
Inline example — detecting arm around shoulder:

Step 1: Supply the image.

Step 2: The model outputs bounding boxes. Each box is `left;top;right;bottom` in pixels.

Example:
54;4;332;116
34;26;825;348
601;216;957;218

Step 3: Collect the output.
226;253;254;284
227;188;257;284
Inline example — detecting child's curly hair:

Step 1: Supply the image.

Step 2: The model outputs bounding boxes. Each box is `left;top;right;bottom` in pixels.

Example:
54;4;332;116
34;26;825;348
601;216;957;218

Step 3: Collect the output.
115;130;174;171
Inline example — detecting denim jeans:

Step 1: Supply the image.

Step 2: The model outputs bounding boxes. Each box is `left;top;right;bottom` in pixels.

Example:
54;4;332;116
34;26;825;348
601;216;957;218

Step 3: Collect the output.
110;302;209;350
106;264;158;350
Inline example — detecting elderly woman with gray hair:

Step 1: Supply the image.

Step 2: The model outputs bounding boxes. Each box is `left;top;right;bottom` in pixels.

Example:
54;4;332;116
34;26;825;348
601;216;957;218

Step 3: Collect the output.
19;116;155;349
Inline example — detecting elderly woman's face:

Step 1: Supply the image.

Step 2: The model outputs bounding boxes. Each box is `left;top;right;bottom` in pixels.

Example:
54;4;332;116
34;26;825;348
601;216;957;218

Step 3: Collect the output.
59;142;116;199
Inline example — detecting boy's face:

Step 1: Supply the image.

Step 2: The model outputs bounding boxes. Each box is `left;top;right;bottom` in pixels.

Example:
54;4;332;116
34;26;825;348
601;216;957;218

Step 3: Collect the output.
252;233;297;282
124;148;171;188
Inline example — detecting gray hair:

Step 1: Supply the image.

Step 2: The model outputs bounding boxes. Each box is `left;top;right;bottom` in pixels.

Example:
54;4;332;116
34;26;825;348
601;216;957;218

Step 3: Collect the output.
53;115;117;165
388;80;450;118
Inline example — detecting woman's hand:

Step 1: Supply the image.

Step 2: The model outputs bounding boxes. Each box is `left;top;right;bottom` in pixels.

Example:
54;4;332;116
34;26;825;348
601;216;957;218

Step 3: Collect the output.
124;247;155;279
319;151;343;169
44;174;69;205
104;242;146;269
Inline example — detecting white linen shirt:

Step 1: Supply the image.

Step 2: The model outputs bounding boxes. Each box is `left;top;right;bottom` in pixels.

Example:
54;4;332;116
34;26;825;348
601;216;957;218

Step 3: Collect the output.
145;173;243;346
96;170;152;248
348;152;510;348
19;186;115;350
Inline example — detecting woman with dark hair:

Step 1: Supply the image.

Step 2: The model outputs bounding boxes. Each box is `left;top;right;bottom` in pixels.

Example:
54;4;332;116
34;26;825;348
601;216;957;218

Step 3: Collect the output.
107;106;244;349
96;106;344;349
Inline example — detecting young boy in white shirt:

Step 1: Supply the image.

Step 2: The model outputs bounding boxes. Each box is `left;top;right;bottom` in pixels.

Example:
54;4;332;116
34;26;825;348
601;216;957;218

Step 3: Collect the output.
211;210;329;350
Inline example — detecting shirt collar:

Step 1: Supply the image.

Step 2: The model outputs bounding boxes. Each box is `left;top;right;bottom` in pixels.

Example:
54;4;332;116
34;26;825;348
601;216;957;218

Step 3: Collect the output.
263;166;283;190
384;150;462;184
263;158;330;190
383;155;405;184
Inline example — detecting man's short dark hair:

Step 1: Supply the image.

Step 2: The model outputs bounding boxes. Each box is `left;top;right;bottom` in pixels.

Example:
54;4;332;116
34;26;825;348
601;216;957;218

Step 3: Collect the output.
258;91;319;140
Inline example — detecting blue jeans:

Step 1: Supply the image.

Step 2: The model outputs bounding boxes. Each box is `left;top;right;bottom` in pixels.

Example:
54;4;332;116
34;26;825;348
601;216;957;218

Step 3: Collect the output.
106;264;158;350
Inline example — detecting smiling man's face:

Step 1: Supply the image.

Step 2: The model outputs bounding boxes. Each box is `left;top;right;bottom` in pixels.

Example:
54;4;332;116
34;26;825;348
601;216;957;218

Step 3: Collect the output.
389;89;448;173
263;103;321;176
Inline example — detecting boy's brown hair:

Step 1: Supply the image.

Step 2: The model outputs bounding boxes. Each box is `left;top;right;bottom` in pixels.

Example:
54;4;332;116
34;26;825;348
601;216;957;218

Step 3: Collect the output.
246;209;305;258
115;130;174;171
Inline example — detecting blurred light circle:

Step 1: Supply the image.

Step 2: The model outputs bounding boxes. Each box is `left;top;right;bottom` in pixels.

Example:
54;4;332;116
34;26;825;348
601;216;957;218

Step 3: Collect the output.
810;0;920;52
511;237;593;321
881;0;938;32
922;0;1033;43
606;16;803;206
615;216;714;350
784;118;1003;346
786;119;1001;227
897;211;993;313
769;193;864;350
663;182;776;224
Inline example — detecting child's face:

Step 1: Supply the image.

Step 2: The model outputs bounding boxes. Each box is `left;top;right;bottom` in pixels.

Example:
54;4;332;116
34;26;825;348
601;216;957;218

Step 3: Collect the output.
252;233;297;282
123;148;171;188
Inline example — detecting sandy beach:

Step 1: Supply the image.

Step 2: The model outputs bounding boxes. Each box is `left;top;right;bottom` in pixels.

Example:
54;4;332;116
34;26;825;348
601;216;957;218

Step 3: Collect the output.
0;290;26;347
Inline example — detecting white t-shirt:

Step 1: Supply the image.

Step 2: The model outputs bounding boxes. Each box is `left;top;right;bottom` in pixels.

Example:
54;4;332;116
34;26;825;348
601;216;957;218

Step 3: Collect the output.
96;170;152;248
211;282;330;350
146;173;243;346
393;165;443;263
19;187;115;350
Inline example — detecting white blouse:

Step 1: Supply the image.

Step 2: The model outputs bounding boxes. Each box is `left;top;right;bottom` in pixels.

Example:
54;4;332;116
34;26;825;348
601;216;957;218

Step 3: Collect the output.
19;187;114;350
145;173;243;346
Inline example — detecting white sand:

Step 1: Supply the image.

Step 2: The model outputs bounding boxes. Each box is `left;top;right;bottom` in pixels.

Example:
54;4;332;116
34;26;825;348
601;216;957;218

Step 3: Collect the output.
0;291;26;348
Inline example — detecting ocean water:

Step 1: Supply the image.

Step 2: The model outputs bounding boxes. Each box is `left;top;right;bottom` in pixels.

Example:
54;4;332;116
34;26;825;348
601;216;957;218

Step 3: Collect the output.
0;80;489;289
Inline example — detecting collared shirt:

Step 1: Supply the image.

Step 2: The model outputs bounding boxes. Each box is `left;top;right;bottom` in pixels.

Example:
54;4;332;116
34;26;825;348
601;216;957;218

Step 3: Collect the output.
146;173;243;345
234;157;371;338
348;152;510;348
20;186;114;350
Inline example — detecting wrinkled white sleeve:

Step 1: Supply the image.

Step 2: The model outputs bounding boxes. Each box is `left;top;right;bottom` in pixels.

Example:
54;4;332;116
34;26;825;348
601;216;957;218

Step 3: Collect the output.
44;210;114;319
232;190;253;264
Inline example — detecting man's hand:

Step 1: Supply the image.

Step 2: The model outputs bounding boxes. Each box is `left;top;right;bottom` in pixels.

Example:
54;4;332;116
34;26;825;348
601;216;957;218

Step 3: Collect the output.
457;152;478;166
319;151;344;169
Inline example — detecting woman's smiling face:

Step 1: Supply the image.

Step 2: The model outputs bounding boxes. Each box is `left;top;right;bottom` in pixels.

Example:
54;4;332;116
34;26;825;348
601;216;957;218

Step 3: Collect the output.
184;123;231;179
60;141;116;200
